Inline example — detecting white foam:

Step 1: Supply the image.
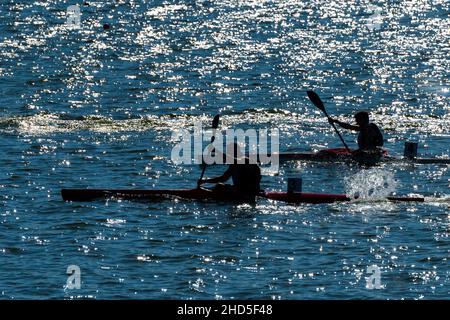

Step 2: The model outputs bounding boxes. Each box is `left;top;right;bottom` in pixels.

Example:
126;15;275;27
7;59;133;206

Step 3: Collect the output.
344;168;398;201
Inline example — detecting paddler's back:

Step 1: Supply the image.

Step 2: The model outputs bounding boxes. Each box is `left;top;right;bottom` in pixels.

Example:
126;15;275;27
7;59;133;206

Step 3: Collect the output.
229;162;261;194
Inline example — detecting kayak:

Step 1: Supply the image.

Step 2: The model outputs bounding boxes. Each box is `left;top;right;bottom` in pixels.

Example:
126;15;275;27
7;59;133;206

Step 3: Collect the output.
61;188;424;204
276;148;450;164
61;187;349;203
279;148;386;165
203;148;449;166
251;148;386;166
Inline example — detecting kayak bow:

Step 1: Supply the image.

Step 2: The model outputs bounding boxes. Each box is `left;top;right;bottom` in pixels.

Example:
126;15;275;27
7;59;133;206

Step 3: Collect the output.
61;188;225;202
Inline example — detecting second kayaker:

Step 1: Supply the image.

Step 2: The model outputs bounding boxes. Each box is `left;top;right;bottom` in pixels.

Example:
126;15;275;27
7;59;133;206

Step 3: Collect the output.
197;142;261;201
328;111;384;165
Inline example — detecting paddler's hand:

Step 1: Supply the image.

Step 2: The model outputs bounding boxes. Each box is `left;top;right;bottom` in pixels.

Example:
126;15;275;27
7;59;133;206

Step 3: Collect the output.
197;179;205;186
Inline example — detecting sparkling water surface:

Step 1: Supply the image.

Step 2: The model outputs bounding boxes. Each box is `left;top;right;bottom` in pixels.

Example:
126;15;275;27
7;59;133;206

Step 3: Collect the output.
0;0;449;299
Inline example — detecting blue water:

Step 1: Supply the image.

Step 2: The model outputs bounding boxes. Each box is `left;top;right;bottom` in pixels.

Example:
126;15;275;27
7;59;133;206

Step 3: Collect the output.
0;0;449;299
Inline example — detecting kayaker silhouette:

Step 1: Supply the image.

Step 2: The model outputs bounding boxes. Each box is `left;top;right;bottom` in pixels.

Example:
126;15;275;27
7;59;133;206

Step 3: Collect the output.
327;111;384;164
197;142;261;201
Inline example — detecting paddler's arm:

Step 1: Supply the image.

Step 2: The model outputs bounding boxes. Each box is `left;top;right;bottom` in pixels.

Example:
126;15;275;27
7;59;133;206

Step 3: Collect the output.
328;118;360;131
198;166;233;185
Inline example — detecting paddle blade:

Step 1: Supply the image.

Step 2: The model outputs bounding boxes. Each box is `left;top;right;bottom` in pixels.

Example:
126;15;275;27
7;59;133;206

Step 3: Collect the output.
307;90;326;114
211;114;220;129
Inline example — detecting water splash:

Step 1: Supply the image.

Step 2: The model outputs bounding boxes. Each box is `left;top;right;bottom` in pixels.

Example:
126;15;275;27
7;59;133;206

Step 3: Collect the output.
344;168;398;201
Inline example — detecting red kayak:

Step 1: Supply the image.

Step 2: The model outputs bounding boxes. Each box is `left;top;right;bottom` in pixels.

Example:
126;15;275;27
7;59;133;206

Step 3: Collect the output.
277;148;450;164
61;187;424;204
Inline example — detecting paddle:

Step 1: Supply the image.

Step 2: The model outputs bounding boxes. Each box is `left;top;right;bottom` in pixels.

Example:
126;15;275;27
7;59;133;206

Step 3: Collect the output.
307;90;351;153
197;114;220;188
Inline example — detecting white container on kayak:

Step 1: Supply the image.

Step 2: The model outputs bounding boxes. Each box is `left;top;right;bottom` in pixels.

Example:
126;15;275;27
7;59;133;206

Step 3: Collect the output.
404;142;418;159
287;178;302;193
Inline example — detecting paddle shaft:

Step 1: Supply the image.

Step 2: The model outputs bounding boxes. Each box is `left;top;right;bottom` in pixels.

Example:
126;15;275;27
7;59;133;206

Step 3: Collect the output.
306;91;351;153
197;115;220;187
198;135;215;186
322;109;351;153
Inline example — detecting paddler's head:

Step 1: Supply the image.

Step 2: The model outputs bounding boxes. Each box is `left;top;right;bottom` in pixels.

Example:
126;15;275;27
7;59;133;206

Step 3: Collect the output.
355;111;369;127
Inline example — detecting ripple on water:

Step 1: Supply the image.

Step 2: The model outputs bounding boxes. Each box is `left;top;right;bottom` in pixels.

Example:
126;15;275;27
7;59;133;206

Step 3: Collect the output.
0;0;449;299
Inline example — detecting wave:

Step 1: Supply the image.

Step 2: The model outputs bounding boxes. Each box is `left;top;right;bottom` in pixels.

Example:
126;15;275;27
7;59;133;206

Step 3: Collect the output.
0;109;449;136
